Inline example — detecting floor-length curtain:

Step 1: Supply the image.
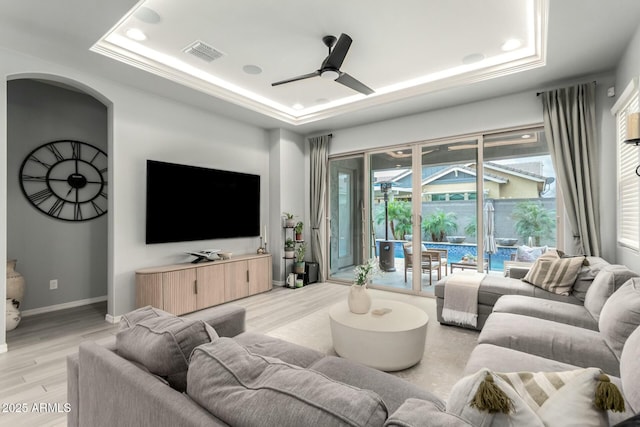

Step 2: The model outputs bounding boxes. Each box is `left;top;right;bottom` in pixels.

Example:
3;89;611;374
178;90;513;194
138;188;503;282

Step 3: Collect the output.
541;83;600;256
309;134;330;281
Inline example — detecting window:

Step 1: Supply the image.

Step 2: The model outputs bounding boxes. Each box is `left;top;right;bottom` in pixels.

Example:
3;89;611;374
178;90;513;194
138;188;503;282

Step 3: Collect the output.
614;79;640;250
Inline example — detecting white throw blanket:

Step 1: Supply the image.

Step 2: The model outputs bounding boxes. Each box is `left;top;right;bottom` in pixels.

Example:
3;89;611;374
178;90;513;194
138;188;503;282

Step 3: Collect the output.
442;272;485;327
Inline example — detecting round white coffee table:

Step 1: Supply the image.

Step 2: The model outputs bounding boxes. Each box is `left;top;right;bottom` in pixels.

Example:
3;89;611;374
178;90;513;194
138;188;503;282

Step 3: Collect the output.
328;299;428;371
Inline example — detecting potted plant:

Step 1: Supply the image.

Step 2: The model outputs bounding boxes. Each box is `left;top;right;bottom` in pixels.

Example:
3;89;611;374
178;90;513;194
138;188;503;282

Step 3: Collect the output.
284;238;295;259
422;209;458;242
511;201;555;246
374;200;412;240
348;258;379;314
282;212;296;227
294;243;306;273
294;221;303;241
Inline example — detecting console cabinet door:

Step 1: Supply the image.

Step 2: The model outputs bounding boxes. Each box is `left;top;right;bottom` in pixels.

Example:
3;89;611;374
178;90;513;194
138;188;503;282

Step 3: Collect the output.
196;263;226;309
225;261;250;301
162;269;197;315
248;257;272;294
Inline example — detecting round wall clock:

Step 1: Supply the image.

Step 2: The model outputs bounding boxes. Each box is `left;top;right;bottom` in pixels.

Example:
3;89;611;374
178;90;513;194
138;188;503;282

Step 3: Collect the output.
19;140;108;221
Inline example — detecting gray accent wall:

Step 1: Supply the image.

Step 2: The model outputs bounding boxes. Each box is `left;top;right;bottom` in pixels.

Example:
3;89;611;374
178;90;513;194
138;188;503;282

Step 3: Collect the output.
7;79;108;311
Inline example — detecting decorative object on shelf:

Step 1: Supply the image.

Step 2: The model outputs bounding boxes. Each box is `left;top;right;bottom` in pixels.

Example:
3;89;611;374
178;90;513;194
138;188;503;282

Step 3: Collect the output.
19;140;108;221
6;259;26;304
294;243;306;274
286;273;296;288
5;298;21;331
348;258;378;314
257;224;268;254
282;212;296;228
294;221;304;241
186;249;220;263
218;251;233;260
295;278;304;288
284;238;295;259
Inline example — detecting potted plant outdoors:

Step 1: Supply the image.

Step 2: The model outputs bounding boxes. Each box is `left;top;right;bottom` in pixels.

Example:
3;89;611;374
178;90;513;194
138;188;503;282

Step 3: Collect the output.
374;200;412;240
284;238;295;259
293;243;306;274
511;201;556;246
294;221;303;241
348;258;379;314
282;212;296;228
422;209;458;242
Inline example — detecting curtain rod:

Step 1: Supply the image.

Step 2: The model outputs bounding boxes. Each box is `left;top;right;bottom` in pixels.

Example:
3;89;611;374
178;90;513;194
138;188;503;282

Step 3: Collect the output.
536;80;597;97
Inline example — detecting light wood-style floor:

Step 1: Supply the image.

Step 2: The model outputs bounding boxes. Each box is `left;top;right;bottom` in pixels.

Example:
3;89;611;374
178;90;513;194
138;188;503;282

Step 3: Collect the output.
0;282;478;427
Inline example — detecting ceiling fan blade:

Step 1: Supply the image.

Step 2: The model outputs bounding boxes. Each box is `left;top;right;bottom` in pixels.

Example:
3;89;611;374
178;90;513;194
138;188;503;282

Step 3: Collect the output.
335;72;374;95
324;33;352;70
272;71;320;87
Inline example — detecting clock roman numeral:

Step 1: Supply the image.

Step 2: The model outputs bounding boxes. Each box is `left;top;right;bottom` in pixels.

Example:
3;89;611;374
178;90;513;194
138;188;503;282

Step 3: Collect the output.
28;188;53;205
48;199;65;217
28;154;51;169
74;204;83;220
21;174;47;182
90;201;105;216
46;144;65;162
71;142;81;159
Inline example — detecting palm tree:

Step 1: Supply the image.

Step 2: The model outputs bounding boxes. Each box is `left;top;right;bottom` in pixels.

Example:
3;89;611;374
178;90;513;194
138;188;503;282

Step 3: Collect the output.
422;209;458;242
374;200;412;240
511;201;555;246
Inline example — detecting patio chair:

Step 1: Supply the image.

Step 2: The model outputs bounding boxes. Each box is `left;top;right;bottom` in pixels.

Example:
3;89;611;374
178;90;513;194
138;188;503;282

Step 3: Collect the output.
429;248;449;277
402;243;442;286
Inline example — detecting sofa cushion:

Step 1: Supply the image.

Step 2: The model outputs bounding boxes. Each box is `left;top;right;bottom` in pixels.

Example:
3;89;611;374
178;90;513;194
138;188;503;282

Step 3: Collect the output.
599;278;640;359
449;367;617;427
572;257;611;301
233;331;324;368
478;313;619;375
492;295;598;330
619;325;640;414
464;344;579;376
309;355;443;414
384;399;472;427
116;316;218;391
118;305;174;330
187;338;388;427
522;250;585;295
585;266;639;322
515;245;547;262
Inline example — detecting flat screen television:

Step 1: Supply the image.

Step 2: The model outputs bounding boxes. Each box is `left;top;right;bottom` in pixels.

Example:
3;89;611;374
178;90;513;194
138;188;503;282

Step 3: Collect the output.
146;160;260;244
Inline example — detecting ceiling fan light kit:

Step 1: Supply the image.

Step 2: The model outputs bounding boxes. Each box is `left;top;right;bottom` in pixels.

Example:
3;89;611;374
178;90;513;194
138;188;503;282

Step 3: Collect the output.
271;33;374;96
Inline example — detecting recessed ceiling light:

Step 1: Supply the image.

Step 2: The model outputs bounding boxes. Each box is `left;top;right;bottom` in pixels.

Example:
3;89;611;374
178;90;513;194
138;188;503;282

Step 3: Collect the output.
396;151;403;154
462;53;485;65
134;7;161;24
125;28;147;41
521;134;532;139
242;65;262;75
501;38;522;52
292;103;304;110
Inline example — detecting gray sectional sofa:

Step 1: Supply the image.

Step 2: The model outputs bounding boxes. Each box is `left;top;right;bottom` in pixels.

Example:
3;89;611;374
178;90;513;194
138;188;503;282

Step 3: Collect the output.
68;270;640;426
434;257;636;330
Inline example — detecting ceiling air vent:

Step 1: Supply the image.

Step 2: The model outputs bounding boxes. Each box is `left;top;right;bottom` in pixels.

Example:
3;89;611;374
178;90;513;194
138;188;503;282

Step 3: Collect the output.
183;40;224;63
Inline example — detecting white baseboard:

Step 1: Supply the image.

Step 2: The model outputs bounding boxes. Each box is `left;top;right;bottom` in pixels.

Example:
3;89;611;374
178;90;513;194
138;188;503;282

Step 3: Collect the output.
0;343;7;354
273;281;284;287
105;313;121;324
21;295;108;317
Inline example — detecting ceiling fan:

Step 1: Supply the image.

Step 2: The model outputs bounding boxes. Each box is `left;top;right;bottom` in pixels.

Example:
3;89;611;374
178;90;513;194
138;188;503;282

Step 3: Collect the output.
271;33;374;96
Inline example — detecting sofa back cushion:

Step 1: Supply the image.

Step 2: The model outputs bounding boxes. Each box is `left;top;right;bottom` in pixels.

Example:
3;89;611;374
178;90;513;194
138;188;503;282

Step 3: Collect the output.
599;278;640;359
116;316;218;391
118;305;173;330
572;257;610;302
584;265;639;321
187;338;388;427
620;325;640;414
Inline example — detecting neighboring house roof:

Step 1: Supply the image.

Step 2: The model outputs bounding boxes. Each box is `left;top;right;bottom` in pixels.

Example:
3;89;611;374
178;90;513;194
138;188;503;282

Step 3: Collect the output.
422;165;508;186
482;161;547;182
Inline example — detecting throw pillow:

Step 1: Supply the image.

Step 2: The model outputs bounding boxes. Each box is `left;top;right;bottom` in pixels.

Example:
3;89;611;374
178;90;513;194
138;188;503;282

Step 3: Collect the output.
598;277;640;358
116;316;218;391
187;338;388;427
118;305;174;330
522;250;584;295
515;245;548;263
447;367;624;427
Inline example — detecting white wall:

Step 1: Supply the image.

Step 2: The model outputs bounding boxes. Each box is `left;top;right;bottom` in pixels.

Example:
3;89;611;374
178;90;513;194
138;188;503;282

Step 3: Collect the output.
615;24;640;271
0;47;270;344
7;79;108;311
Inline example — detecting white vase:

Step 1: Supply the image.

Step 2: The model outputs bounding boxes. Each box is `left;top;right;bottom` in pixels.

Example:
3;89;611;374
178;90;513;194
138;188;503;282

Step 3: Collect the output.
6;299;21;331
6;259;26;304
348;283;372;314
